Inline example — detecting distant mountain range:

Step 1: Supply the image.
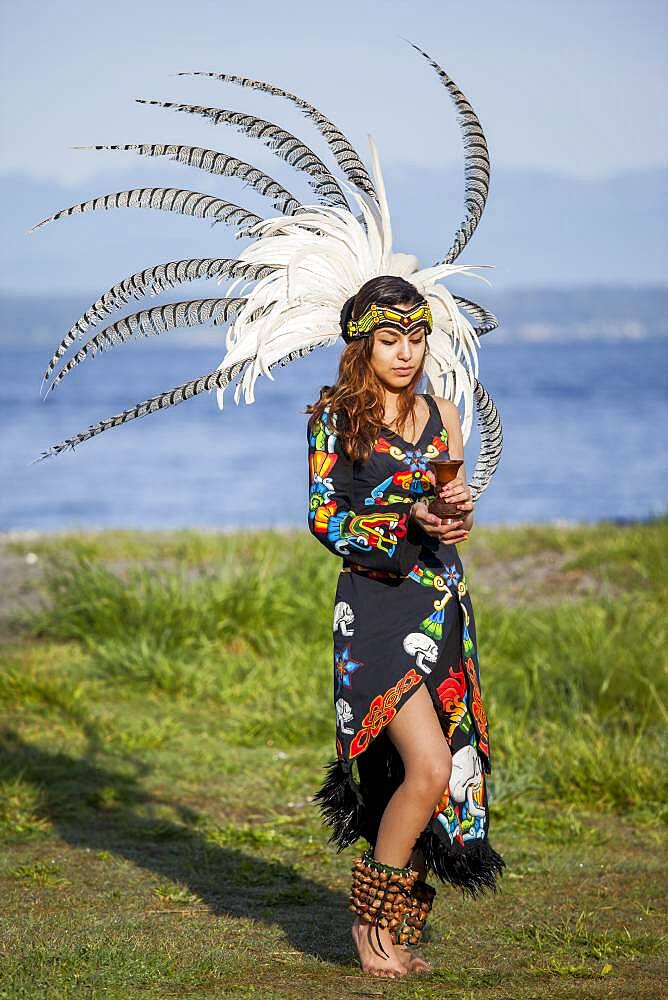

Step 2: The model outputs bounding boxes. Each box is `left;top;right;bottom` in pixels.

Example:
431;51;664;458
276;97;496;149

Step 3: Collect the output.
1;160;666;343
3;160;667;292
3;285;666;347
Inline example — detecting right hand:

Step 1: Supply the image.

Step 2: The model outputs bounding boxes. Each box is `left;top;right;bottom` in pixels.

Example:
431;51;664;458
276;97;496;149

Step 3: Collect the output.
410;501;469;544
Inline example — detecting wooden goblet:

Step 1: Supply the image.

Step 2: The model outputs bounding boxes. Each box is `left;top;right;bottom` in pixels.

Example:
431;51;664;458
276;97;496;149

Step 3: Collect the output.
427;458;464;519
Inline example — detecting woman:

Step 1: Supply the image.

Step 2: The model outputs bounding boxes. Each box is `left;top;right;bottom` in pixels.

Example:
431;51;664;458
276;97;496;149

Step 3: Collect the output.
28;41;505;977
307;274;505;979
30;43;505;977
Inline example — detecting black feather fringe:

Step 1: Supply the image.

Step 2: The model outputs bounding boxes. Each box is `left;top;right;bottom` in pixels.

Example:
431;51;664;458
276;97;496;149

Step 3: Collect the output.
312;758;367;852
415;825;506;899
313;748;506;898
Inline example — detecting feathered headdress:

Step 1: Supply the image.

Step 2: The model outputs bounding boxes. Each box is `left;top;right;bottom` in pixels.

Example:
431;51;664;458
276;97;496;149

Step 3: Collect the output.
30;41;503;501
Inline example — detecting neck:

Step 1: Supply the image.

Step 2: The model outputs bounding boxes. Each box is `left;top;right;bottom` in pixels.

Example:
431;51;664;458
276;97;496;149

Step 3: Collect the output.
383;386;404;406
383;387;419;424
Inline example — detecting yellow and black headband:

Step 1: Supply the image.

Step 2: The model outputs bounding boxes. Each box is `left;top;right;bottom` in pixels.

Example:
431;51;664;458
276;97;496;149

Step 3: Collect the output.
342;300;433;344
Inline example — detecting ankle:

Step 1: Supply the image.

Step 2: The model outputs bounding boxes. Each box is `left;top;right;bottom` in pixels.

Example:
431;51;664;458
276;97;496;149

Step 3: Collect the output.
369;850;414;872
349;848;418;942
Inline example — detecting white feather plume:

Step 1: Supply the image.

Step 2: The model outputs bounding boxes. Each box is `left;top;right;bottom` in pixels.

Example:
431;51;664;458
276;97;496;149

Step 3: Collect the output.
214;134;494;443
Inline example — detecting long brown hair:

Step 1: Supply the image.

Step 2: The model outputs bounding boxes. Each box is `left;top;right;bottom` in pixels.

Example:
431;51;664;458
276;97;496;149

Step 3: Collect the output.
306;275;428;462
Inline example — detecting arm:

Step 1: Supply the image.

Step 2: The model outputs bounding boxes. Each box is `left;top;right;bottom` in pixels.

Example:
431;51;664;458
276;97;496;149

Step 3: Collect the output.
307;407;423;573
434;397;474;532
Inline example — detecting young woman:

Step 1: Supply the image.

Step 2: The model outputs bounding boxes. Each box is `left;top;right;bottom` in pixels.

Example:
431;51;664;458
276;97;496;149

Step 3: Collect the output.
30;41;503;979
307;274;505;979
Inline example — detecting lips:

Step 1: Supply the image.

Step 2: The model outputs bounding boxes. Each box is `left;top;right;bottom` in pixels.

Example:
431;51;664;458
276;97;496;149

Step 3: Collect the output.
393;368;414;375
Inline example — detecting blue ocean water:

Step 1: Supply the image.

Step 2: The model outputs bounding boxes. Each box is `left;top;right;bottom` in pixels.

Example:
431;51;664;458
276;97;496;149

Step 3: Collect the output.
2;332;667;533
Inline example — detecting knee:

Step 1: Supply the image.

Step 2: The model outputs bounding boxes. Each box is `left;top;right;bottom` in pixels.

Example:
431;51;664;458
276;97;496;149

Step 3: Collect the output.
406;754;452;803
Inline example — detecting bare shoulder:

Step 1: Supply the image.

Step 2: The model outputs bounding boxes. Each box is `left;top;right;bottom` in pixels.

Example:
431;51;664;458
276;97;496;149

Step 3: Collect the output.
431;395;464;461
431;396;461;429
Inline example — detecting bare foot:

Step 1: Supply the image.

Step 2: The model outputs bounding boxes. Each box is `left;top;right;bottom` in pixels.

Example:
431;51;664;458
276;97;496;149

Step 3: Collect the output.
394;942;433;974
351;917;408;979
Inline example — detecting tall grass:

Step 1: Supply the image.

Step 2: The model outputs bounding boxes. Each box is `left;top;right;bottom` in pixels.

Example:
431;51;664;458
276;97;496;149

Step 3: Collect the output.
479;598;666;726
9;519;668;813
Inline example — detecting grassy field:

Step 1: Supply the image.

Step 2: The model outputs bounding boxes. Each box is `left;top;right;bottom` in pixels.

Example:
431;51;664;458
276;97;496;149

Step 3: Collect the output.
0;518;666;999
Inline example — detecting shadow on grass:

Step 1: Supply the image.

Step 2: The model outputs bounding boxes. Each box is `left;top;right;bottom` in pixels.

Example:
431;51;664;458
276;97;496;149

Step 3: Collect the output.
0;727;351;966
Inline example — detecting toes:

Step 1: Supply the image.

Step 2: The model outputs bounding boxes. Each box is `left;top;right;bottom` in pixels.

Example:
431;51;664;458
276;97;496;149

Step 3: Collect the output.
369;965;405;979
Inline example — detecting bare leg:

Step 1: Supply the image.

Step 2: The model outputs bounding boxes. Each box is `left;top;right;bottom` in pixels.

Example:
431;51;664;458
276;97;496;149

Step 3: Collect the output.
351;684;452;977
380;684;451;973
375;684;452;865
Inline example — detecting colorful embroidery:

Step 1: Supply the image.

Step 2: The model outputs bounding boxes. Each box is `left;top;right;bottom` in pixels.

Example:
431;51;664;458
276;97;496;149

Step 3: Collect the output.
335;645;363;694
428;623;489;845
344;509;408;556
430;747;487;845
406;565;454;641
436;658;472;739
464;656;489;758
349;667;422;758
365;469;420;506
404;565;490;764
308;413;410;559
365;431;449;506
455;598;489;757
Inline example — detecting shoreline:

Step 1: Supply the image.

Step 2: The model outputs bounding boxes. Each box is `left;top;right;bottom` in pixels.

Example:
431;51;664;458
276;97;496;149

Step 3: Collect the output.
2;510;667;542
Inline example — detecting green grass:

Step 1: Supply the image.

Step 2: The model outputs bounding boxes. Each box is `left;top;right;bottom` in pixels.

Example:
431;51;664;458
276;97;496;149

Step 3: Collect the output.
0;517;666;998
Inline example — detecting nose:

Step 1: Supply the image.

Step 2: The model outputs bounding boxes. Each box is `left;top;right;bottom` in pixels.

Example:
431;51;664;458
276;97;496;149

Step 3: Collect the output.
397;337;412;360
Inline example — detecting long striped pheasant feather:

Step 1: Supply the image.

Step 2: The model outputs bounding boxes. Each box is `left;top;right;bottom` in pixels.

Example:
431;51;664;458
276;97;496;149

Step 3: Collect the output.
45;297;248;396
73;143;302;216
41;259;275;389
135;100;349;209
31;40;504;499
174;71;376;200
409;42;490;266
29;187;263;235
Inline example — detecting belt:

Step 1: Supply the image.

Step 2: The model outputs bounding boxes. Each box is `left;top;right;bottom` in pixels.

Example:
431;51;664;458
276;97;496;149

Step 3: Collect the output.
341;561;407;581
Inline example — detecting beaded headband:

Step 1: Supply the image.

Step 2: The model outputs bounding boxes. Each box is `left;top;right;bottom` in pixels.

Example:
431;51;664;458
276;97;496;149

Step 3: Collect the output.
344;301;433;343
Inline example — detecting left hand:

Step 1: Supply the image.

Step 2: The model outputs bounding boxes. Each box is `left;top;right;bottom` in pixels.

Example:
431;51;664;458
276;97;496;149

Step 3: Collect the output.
439;479;473;516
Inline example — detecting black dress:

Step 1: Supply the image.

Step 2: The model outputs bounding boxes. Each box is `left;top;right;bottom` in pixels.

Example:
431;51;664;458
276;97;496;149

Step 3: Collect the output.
307;394;505;897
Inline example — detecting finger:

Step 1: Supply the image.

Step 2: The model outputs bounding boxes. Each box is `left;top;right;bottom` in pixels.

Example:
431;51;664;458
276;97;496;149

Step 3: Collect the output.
438;523;468;539
417;514;442;528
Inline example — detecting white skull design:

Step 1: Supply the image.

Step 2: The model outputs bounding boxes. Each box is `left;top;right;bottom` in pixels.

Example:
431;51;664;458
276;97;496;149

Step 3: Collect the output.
333;601;355;636
335;697;355;734
449;744;486;818
402;632;438;674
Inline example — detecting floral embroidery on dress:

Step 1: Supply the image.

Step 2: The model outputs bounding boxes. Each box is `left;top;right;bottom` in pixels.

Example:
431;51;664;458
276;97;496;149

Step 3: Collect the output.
334;645;363;694
364;431;449;506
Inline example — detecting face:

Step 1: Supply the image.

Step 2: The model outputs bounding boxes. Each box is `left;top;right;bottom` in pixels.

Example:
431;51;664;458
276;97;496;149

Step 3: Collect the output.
368;301;428;389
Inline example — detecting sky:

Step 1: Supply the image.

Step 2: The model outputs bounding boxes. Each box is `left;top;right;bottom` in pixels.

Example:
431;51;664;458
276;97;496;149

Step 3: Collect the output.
1;0;667;184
